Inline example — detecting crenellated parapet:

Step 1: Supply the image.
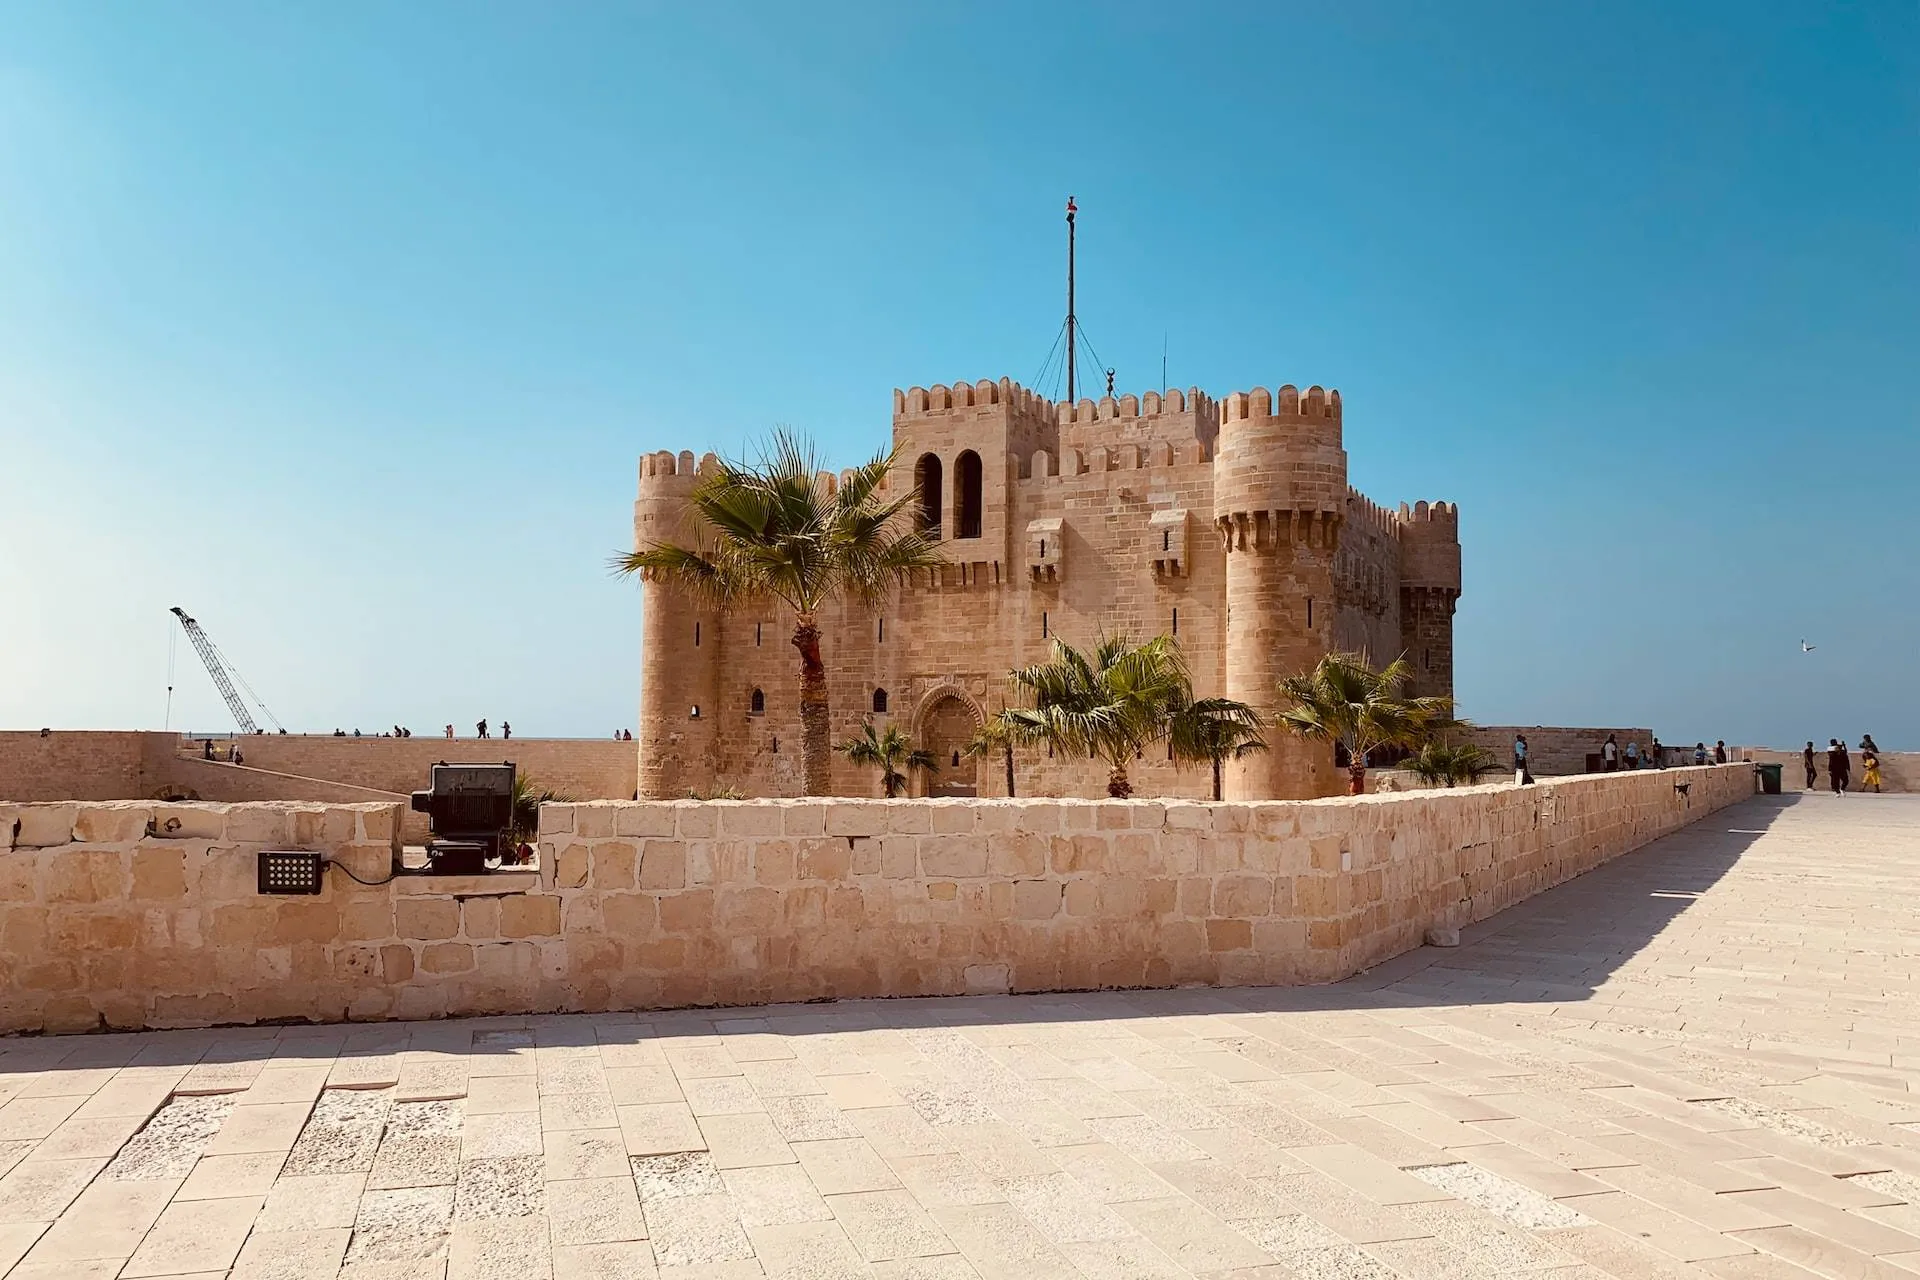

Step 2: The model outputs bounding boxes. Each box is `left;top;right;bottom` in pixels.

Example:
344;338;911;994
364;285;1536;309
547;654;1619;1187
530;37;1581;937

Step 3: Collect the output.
1397;499;1462;595
1212;385;1347;554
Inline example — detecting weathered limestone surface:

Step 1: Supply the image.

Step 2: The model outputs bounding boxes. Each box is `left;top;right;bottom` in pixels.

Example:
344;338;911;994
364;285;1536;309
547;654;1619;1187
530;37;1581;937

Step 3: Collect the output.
0;764;1755;1035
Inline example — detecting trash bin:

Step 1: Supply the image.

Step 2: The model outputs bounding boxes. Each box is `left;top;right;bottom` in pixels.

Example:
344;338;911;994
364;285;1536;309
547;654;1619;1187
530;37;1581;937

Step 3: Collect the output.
1756;763;1783;795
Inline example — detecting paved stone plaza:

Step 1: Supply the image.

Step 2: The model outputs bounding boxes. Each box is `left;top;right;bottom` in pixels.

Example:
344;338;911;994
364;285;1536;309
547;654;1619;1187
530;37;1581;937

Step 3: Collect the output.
0;792;1915;1280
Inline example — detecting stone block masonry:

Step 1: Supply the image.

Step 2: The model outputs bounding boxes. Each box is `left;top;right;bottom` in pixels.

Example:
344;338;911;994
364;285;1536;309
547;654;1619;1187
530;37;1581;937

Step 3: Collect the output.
0;764;1757;1035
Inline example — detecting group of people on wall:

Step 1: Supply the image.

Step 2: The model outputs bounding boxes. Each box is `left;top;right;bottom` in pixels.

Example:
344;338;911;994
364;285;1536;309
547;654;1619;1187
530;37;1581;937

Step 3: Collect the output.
1804;736;1883;793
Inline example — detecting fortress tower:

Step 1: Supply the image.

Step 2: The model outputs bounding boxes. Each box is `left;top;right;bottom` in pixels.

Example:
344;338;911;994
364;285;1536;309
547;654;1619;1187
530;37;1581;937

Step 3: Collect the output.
634;376;1461;802
635;450;720;799
1397;500;1462;701
1215;386;1347;800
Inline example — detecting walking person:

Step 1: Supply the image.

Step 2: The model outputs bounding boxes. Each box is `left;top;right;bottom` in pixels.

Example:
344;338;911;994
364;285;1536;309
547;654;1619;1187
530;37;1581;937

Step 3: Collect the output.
1650;736;1664;769
1803;742;1818;790
476;719;489;739
1602;734;1619;772
444;724;454;740
1513;733;1534;786
1714;741;1728;765
501;721;511;741
1625;741;1640;770
1694;742;1708;765
1860;740;1883;793
1827;739;1847;794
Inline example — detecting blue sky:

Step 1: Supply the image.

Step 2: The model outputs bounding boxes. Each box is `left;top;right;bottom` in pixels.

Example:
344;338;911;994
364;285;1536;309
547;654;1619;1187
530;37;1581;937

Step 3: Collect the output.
2;2;1914;747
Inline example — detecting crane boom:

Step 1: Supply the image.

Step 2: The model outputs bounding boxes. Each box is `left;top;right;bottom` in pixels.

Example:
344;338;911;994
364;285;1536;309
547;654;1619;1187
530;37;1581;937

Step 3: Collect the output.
169;606;262;735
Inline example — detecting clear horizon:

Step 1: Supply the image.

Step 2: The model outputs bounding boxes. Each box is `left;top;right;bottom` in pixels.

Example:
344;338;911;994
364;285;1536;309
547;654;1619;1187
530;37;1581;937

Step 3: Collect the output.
3;2;1915;750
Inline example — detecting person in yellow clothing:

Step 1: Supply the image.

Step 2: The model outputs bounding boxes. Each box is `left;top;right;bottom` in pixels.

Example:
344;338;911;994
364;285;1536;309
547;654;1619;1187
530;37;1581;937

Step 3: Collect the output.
1860;741;1883;793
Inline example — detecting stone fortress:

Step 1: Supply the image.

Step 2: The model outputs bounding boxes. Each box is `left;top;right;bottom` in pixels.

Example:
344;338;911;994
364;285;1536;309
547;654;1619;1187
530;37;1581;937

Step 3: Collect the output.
636;378;1462;801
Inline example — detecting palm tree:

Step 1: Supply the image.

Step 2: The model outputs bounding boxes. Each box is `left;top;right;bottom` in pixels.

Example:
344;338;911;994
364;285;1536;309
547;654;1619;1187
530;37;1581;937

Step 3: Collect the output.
614;429;944;794
838;721;937;798
1170;697;1267;801
1407;741;1495;788
510;773;569;863
1004;634;1192;799
1276;652;1454;796
962;711;1020;798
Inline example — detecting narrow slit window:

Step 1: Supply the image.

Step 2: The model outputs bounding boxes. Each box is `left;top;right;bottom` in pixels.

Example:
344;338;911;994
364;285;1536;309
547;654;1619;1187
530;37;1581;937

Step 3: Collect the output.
1042;611;1049;639
1305;598;1313;628
694;621;701;647
877;617;884;643
689;705;701;719
1162;530;1170;551
1172;607;1179;636
755;622;762;646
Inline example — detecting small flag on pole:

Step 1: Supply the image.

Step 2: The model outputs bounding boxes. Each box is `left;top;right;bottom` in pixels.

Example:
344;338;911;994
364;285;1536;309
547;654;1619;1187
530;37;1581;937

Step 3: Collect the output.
1066;196;1076;218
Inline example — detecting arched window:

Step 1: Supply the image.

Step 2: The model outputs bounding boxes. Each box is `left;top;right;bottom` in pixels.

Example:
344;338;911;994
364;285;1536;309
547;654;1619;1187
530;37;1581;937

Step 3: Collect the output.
914;453;943;538
689;705;701;720
749;688;765;715
955;450;982;539
872;688;889;714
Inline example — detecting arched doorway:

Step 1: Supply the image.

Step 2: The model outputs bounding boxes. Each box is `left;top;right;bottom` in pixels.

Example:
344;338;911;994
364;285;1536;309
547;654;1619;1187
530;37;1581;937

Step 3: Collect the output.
954;450;982;539
916;691;980;797
913;454;943;539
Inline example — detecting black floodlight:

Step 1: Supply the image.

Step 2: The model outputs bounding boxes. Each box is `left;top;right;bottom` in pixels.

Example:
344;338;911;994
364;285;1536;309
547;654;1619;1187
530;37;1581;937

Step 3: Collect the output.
258;849;324;895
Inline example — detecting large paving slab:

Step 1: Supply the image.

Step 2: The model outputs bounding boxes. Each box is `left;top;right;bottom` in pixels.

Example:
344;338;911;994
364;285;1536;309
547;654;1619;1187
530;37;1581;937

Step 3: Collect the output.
0;792;1915;1279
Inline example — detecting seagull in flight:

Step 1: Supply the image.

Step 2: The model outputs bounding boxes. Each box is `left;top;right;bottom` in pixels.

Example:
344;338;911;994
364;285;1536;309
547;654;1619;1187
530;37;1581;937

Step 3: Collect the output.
1801;639;1817;652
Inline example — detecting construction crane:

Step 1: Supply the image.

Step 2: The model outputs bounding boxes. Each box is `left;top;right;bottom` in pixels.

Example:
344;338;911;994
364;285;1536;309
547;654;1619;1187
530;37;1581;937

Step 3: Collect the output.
169;606;285;735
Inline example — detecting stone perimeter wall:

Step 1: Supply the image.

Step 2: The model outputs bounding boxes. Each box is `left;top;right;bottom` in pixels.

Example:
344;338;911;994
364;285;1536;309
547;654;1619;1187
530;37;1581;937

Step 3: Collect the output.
0;732;637;806
0;764;1756;1035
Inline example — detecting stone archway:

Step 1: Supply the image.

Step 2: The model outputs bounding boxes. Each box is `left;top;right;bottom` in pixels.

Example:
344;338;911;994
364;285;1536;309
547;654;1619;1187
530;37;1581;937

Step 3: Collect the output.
912;687;981;798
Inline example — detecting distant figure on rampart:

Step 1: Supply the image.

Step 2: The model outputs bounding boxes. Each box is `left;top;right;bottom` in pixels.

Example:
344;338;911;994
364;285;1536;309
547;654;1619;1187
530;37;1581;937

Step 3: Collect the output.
202;739;213;760
1513;734;1533;786
1694;743;1707;765
1826;739;1847;794
1803;742;1817;789
1714;741;1727;764
444;724;454;739
1861;740;1882;792
502;722;511;741
476;719;489;739
1625;741;1640;769
1602;734;1618;771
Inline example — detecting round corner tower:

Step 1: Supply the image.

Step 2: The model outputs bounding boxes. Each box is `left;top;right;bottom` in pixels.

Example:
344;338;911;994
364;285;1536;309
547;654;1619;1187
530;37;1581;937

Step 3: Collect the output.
1215;385;1347;799
635;450;719;799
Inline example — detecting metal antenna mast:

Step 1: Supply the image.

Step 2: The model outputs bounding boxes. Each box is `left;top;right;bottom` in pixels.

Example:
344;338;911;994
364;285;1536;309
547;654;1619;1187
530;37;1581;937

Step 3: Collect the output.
169;606;280;734
1065;196;1077;403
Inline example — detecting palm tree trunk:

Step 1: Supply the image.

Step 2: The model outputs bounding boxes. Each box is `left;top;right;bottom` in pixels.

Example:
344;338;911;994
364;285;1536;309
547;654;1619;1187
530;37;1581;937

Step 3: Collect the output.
1212;757;1224;802
791;615;831;795
1107;764;1132;799
1347;764;1367;796
1003;743;1016;798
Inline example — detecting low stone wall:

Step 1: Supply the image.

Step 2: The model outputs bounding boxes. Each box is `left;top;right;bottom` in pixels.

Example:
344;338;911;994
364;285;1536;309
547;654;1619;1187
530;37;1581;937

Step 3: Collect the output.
1741;746;1914;793
0;731;637;806
0;764;1757;1034
0;731;178;801
1466;725;1658;776
192;735;637;801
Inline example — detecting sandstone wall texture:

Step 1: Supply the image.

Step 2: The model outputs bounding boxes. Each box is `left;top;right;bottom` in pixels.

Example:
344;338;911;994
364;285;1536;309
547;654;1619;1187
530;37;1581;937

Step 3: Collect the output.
0;732;637;807
0;764;1755;1035
1465;726;1659;776
178;734;637;801
0;731;178;801
636;378;1463;802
